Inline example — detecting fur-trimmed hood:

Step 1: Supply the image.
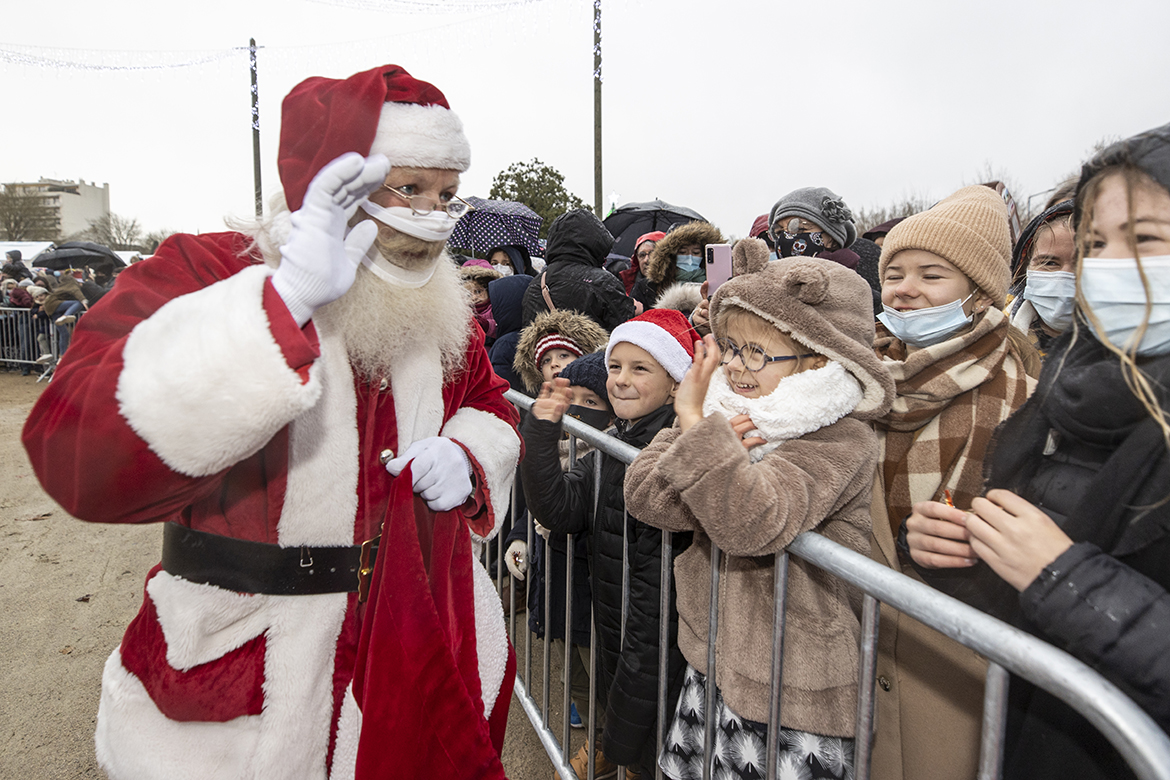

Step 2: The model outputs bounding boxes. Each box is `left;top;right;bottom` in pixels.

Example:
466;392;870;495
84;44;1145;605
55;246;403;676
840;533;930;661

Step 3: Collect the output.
710;256;895;421
654;283;703;316
459;261;503;286
513;309;609;392
644;221;724;285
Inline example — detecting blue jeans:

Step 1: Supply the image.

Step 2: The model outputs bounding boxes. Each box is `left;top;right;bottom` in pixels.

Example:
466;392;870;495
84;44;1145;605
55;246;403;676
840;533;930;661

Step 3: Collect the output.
54;300;84;355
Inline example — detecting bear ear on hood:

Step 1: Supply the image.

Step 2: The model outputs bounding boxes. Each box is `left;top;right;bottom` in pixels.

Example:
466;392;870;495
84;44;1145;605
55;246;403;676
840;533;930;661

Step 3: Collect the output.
781;260;831;305
732;238;770;277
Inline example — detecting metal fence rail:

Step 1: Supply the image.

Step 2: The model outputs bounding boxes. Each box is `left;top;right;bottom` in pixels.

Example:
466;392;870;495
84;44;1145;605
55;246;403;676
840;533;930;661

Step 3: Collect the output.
498;389;1170;780
0;305;63;381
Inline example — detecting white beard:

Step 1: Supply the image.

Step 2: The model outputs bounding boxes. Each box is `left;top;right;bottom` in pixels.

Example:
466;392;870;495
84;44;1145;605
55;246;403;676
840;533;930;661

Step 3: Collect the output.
314;257;472;383
238;197;473;384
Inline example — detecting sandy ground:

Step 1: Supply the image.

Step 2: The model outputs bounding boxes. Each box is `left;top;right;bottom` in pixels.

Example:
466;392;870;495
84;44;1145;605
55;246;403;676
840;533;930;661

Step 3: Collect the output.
0;368;581;779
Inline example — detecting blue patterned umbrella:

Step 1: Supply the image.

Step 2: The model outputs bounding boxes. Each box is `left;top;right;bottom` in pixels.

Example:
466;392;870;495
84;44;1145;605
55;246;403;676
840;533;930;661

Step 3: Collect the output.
447;197;543;258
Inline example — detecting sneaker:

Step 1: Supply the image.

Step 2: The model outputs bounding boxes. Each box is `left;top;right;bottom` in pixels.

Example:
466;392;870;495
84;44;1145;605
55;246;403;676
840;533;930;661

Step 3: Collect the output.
570;702;583;729
55;314;76;326
35;354;54;364
565;742;618;780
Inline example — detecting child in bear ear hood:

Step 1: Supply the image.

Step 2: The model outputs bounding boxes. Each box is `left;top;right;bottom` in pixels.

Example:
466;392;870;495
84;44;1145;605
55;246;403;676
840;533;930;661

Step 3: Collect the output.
626;245;894;780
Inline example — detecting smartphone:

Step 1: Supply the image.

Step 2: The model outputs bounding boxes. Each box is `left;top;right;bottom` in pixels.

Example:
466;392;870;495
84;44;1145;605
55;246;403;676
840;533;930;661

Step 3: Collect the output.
705;244;733;296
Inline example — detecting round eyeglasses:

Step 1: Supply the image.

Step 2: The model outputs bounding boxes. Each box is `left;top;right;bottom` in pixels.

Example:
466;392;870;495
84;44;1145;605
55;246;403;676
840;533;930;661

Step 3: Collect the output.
716;338;816;372
380;185;474;219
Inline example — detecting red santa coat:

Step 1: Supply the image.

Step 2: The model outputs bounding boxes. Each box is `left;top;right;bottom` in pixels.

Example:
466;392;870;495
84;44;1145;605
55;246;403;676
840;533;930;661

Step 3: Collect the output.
22;231;522;780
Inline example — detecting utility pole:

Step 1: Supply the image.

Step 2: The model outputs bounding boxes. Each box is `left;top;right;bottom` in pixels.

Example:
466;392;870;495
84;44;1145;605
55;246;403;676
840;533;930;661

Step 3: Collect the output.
250;38;262;217
593;0;602;216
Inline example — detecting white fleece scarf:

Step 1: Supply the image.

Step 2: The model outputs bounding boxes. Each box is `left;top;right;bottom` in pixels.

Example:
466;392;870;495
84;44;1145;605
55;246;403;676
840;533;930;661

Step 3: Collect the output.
702;360;864;462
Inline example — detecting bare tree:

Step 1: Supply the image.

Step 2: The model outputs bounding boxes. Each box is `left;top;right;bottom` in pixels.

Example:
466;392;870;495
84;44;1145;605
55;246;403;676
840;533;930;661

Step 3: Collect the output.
0;185;60;241
80;213;144;251
852;193;935;236
142;228;179;254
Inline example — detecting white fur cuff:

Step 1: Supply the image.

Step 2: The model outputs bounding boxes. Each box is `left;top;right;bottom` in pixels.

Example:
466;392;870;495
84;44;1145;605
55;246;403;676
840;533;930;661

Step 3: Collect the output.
117;265;323;478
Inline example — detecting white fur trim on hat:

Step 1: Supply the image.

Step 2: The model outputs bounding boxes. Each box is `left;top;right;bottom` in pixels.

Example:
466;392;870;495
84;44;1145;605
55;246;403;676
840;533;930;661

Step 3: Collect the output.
606;320;692;382
371;102;471;173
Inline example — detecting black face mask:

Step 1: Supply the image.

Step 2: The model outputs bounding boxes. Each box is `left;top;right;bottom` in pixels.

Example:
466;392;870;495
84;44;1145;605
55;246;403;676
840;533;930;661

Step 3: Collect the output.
565;405;612;431
776;230;828;258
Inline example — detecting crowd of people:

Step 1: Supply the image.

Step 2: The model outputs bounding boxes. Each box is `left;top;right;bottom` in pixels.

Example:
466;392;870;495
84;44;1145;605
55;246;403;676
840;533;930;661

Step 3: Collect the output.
474;122;1170;780
1;250;119;373
10;59;1168;780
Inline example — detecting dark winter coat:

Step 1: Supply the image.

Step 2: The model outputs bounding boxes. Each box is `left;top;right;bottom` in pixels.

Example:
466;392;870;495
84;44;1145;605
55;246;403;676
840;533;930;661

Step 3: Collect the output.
521;209;634;332
487;244;537;277
487;274;533;392
914;333;1170;780
521;404;692;770
505;439;594;648
632;221;723;309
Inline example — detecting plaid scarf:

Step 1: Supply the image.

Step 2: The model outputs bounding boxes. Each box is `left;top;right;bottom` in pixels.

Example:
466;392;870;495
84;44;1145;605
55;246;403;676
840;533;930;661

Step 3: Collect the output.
873;306;1035;537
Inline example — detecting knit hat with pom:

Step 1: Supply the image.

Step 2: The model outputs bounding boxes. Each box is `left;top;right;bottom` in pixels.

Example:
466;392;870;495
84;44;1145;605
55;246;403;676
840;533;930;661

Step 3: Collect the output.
605;308;699;383
879;185;1012;307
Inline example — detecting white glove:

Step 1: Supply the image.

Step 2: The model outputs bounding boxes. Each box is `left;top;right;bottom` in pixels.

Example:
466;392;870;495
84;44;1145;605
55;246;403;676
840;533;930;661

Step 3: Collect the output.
533;520;552;541
385;437;474;512
506;540;528;580
272;152;391;327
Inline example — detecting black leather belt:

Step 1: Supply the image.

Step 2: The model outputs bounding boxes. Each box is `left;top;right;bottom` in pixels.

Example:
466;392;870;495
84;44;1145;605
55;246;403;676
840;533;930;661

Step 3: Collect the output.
161;522;379;598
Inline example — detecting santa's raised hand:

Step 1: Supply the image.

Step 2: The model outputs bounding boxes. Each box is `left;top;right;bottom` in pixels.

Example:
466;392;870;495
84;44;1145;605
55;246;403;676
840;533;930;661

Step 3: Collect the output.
272;152;391;327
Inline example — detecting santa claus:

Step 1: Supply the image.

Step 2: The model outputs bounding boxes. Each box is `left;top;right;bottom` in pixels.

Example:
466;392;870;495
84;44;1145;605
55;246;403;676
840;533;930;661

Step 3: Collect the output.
22;65;521;779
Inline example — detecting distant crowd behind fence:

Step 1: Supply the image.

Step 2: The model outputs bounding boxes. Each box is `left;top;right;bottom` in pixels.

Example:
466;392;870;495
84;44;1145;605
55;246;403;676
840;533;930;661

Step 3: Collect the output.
492;389;1170;780
0;305;62;380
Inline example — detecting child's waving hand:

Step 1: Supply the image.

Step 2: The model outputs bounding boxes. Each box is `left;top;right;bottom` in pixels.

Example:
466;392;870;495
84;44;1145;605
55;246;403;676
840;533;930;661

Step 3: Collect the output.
675;334;722;432
532;377;573;423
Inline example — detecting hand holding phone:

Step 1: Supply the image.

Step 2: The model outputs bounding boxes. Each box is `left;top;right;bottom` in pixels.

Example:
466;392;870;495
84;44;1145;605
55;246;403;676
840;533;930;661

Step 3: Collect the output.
705;244;733;296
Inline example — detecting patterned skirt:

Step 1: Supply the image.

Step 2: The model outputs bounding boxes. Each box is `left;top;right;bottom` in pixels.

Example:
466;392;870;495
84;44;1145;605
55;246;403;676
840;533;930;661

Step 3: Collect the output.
659;665;854;780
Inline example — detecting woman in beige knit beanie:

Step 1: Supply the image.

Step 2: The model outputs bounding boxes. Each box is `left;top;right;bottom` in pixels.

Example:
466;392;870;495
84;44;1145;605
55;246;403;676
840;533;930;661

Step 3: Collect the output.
867;185;1038;780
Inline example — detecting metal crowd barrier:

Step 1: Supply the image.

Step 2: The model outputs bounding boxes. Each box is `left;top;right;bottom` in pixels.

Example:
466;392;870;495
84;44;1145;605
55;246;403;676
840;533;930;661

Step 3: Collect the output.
0;305;63;381
495;389;1170;780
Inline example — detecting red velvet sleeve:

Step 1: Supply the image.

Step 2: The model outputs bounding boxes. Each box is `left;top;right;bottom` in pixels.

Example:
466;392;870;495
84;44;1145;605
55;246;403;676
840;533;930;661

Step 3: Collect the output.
21;233;318;525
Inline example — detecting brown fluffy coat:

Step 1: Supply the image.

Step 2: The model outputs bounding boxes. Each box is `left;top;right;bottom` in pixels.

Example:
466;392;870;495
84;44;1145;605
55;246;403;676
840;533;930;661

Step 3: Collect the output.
625;412;881;736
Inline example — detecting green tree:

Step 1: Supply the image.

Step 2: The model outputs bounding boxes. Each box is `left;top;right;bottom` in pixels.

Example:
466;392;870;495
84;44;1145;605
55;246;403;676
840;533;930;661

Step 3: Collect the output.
488;158;590;240
0;185;59;241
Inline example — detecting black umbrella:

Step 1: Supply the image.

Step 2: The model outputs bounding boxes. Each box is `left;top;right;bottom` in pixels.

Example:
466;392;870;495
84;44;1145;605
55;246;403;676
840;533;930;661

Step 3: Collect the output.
34;241;126;271
448;197;543;258
602;200;708;258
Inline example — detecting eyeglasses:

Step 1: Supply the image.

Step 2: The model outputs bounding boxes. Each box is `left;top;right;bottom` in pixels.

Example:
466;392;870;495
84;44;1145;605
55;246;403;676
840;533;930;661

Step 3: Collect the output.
716;338;816;372
380;185;475;219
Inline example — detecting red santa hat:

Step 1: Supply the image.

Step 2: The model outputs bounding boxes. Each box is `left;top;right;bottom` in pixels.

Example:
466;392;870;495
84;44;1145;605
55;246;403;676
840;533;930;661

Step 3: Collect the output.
278;64;471;212
605;309;699;383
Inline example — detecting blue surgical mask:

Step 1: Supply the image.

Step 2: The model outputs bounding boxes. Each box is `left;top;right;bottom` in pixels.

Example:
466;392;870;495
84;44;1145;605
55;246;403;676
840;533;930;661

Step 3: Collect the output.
676;254;702;273
1080;255;1170;357
1023;270;1076;332
878;294;974;347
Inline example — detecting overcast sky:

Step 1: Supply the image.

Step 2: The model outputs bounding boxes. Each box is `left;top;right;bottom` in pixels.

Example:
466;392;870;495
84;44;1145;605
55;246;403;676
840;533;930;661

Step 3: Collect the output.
3;0;1168;246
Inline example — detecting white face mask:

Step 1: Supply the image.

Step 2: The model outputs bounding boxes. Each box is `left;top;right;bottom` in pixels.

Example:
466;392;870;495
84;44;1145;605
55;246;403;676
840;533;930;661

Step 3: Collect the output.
359;199;459;243
358;244;438;288
1023;270;1076;332
492;263;514;276
878;294;974;347
1080;255;1170;357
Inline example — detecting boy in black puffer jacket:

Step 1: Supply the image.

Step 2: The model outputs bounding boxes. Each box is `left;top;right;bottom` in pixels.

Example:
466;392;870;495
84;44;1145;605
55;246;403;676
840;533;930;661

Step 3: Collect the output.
521;309;697;779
